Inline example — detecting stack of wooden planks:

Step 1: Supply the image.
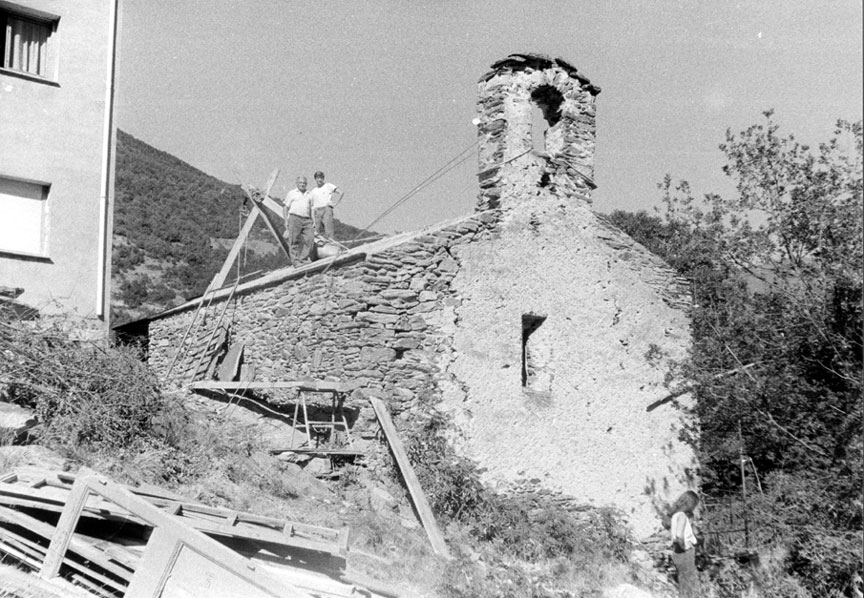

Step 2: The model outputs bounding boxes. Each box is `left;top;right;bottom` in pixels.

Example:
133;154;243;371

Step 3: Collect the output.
0;468;378;598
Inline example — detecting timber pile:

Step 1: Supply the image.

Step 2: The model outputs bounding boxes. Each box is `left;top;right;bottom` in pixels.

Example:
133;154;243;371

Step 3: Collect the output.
0;468;382;598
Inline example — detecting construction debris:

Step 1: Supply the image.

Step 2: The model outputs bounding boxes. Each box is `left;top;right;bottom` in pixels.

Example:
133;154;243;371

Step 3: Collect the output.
0;467;389;598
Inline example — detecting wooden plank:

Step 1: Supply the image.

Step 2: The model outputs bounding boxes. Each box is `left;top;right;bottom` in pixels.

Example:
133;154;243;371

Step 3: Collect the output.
183;517;347;558
368;397;450;558
143;499;342;544
259;195;285;219
217;343;244;381
211;206;263;290
73;476;309;598
0;474;344;555
132;482;187;502
122;526;177;598
41;477;92;579
0;506;134;583
244;182;292;260
86;538;140;570
55;554;129;595
69;572;114;598
0;535;43;570
190;379;359;393
211;169;281;289
269;448;366;457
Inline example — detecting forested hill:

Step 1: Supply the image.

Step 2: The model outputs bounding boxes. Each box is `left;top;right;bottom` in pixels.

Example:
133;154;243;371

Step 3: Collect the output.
111;130;374;325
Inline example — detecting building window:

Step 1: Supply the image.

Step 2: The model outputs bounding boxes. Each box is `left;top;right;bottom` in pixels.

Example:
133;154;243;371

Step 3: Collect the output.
0;3;58;79
0;175;50;257
522;313;550;392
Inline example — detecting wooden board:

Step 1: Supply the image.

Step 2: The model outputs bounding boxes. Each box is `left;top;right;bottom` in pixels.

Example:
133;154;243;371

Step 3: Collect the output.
368;397;449;558
191;379;360;393
243;187;291;260
211;169;282;289
0;470;348;560
217;342;244;381
42;476;310;598
211;207;264;290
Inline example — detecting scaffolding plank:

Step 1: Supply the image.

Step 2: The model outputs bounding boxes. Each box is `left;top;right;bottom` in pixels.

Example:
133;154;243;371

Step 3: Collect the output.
369;397;449;558
191;380;359;393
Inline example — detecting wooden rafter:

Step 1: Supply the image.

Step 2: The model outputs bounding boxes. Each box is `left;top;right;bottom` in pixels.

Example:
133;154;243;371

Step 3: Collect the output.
212;169;288;290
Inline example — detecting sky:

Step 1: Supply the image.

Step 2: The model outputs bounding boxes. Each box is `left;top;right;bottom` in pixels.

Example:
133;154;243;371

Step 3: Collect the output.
116;0;863;235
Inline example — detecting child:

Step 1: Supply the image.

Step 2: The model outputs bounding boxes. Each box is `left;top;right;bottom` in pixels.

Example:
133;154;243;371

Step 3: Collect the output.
669;490;700;597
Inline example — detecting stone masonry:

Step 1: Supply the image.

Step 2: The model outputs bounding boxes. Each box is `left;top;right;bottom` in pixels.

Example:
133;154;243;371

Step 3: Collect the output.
145;55;697;539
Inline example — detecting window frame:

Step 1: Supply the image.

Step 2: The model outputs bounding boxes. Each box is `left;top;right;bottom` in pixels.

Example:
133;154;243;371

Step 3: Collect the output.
0;1;59;83
0;173;52;259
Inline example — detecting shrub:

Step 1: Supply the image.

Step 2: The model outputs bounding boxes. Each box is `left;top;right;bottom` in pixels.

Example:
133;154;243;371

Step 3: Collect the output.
405;407;633;594
0;315;204;485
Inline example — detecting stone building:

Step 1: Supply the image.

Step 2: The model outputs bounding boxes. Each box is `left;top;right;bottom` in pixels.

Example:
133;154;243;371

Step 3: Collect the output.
142;54;696;539
0;0;120;333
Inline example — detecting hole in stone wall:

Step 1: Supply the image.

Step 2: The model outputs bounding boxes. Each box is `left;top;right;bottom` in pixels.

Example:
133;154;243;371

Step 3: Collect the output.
530;85;564;154
521;313;547;387
530;103;548;153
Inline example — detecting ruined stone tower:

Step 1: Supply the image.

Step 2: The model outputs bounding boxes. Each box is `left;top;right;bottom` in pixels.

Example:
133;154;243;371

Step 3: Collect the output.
476;54;600;212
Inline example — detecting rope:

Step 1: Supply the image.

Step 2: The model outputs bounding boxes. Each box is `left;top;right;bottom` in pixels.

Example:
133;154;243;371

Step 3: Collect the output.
308;139;479;282
350;138;479;241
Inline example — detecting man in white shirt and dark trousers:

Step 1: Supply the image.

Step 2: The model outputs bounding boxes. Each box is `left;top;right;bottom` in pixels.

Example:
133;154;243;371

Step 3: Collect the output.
283;176;314;266
309;171;343;241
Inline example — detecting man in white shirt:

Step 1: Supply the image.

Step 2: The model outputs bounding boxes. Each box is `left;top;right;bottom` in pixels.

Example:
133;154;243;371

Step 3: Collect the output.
309;171;343;240
283;176;313;266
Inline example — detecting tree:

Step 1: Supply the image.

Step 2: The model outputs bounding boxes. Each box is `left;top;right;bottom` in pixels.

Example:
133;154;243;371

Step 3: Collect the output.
611;112;862;597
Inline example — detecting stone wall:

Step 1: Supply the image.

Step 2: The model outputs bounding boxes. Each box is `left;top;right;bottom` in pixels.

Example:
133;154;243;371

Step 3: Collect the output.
149;212;501;426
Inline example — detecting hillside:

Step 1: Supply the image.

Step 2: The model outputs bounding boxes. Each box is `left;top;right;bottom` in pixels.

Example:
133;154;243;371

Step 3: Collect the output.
111;130;376;325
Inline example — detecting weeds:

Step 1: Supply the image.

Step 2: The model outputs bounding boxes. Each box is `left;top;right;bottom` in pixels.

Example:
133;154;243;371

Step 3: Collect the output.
0;317;172;453
405;409;634;596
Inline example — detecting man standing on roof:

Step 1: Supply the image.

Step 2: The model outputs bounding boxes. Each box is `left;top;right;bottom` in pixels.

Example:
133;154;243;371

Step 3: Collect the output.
309;171;343;241
283;176;314;266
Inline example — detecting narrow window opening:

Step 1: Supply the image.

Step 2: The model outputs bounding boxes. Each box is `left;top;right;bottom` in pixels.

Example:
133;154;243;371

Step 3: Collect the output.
530;85;564;155
530;103;548;153
521;314;547;387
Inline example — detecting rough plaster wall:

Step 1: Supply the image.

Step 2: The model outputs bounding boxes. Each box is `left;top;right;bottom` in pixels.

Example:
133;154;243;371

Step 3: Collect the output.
440;193;696;539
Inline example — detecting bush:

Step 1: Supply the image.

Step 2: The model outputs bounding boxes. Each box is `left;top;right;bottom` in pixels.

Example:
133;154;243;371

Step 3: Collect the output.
0;315;192;473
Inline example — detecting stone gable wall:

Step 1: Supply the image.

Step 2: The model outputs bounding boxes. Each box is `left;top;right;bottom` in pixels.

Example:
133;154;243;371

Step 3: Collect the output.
438;193;695;539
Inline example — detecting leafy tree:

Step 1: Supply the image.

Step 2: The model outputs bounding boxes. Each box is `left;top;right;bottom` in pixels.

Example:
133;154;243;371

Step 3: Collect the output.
611;112;862;597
